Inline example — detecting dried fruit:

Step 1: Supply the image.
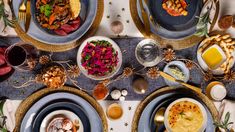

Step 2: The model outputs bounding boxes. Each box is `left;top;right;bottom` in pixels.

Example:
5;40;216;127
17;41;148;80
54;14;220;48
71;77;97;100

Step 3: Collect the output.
185;61;195;70
163;48;176;62
41;65;67;88
146;67;160;79
218;15;233;30
223;70;235;81
39;55;50;65
67;65;80;78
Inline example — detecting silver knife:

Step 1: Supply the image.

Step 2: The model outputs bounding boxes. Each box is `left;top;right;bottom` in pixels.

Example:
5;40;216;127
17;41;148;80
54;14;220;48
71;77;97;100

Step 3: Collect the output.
25;0;31;32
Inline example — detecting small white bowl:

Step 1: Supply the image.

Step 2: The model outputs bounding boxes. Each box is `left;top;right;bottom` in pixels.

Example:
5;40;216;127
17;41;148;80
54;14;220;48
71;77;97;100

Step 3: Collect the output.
164;98;208;132
163;61;190;87
40;110;84;132
77;36;122;80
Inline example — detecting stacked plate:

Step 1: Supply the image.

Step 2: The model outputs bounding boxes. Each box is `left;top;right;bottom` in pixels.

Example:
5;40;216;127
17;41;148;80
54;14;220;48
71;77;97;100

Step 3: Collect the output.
11;0;97;44
133;87;218;132
18;91;105;132
136;0;203;39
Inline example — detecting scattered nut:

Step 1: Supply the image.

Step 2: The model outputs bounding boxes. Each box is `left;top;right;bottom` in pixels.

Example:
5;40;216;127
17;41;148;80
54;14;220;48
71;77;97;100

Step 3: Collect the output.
218;15;233;30
111;89;121;100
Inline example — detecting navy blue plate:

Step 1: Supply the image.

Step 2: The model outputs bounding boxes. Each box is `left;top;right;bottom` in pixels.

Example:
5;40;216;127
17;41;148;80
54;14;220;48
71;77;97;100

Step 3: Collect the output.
20;93;103;132
12;0;97;45
32;101;90;132
148;0;202;31
137;0;203;39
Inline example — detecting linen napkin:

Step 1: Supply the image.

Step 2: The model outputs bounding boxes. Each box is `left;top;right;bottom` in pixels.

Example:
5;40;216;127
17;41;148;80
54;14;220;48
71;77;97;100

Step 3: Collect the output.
0;0;17;36
214;99;235;131
2;99;21;132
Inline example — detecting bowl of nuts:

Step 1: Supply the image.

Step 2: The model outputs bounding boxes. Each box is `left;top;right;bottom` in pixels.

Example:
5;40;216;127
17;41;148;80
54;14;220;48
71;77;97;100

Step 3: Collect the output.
36;63;67;88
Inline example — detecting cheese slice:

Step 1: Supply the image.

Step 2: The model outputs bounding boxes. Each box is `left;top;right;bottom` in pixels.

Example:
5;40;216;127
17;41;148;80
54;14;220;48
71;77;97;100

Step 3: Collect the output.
202;44;227;70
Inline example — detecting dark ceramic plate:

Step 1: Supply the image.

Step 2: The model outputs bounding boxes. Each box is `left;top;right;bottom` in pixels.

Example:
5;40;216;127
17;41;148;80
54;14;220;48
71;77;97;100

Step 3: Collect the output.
32;101;90;132
12;0;97;44
137;0;203;39
20;92;103;132
148;0;203;31
138;90;216;132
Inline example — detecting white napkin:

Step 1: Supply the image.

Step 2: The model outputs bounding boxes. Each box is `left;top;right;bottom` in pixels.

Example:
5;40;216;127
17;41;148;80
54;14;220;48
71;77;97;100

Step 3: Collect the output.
214;99;235;131
0;0;17;36
3;99;21;132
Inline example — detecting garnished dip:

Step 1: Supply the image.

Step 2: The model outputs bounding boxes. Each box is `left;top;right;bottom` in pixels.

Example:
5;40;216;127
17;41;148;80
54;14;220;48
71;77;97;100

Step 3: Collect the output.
198;34;235;73
167;101;204;132
162;0;188;16
81;40;119;76
36;0;82;36
168;65;185;80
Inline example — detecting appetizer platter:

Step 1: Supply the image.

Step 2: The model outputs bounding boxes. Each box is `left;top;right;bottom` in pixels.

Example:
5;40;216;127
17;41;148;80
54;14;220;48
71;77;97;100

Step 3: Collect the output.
10;0;104;52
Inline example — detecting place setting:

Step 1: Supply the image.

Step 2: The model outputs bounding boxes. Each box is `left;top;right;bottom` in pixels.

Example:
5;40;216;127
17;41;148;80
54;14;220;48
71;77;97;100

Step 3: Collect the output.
1;0;235;132
10;0;104;52
130;0;220;49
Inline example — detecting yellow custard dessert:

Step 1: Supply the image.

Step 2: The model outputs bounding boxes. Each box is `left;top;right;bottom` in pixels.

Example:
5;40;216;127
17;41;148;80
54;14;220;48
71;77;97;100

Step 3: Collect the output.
202;44;226;70
167;101;204;132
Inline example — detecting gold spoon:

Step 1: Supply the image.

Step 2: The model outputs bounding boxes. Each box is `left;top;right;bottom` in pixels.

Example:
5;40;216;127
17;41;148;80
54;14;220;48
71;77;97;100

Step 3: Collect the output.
154;107;166;132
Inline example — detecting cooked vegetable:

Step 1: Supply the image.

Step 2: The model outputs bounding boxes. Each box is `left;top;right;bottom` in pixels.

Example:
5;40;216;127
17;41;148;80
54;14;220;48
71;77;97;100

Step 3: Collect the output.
35;0;82;35
81;40;119;76
162;0;188;16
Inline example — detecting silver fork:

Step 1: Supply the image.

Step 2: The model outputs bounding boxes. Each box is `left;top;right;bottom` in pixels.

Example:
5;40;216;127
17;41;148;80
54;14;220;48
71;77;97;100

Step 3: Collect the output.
18;0;26;22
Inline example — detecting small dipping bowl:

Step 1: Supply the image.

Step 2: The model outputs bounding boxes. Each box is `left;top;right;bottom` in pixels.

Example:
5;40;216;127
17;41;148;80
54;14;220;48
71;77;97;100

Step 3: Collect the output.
106;103;123;120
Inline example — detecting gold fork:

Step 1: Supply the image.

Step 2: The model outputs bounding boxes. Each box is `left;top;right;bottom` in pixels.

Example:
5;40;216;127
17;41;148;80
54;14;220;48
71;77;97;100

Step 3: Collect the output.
18;0;26;22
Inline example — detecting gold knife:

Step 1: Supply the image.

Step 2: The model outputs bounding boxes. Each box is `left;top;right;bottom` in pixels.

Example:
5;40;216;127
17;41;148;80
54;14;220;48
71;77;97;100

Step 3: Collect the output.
159;71;202;93
25;0;31;32
139;0;151;36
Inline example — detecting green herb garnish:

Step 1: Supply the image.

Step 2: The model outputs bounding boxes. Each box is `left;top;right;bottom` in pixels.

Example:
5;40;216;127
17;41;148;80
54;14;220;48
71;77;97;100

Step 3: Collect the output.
0;0;15;32
0;100;8;132
194;1;214;37
214;112;234;132
39;4;52;17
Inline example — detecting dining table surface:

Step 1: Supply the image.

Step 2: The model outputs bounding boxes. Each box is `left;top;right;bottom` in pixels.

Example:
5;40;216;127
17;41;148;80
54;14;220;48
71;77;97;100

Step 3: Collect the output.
1;0;235;132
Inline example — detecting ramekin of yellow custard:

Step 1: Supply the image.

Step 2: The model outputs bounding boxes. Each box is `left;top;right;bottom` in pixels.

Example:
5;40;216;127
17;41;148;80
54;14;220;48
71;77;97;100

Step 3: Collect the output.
164;98;207;132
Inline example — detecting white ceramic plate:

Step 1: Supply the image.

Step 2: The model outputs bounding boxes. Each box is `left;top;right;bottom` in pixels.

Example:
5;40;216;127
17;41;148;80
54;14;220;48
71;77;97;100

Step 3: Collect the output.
197;41;235;75
164;98;208;132
77;36;122;80
163;61;190;87
40;110;84;132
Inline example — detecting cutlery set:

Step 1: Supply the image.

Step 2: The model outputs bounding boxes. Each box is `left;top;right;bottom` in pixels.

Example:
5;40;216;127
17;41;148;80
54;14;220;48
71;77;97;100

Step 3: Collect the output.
18;0;30;32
